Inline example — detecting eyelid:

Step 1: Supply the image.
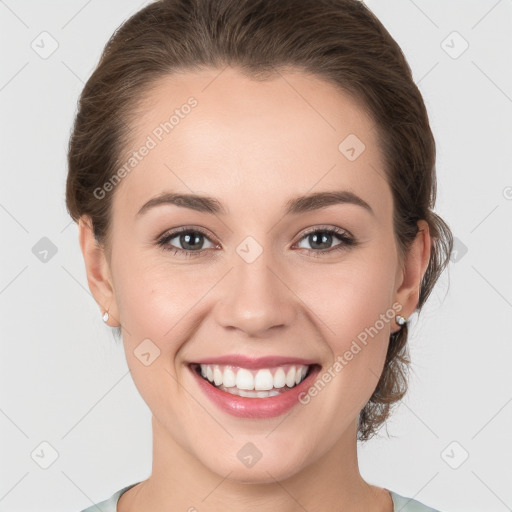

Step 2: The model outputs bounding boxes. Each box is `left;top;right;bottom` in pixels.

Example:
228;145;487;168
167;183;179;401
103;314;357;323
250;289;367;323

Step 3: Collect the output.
292;224;353;243
157;225;220;246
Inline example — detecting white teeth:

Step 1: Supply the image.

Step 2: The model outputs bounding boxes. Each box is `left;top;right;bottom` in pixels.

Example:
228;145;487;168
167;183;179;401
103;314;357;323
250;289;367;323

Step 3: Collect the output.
273;368;286;388
254;369;274;391
223;367;236;387
197;363;311;394
226;387;281;398
295;366;307;385
236;368;254;390
285;367;296;387
213;366;223;386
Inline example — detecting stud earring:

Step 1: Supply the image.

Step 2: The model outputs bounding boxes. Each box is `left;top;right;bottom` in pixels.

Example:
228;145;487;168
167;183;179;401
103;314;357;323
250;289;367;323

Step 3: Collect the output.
395;314;407;326
102;309;109;323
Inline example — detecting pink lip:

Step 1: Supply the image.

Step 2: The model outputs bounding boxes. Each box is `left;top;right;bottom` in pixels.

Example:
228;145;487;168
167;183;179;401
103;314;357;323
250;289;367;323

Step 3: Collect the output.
189;363;322;419
190;354;318;369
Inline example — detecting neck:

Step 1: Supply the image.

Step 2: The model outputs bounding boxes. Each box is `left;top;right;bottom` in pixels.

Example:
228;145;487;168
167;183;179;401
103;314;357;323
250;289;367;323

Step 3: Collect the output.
120;415;392;512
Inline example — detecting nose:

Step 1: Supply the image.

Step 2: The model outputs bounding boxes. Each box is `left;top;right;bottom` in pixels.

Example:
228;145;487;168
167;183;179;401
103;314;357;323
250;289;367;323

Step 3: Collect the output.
213;245;297;338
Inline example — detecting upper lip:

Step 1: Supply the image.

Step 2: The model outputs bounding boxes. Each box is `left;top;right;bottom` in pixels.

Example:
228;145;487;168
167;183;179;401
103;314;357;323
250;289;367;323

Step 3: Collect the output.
190;354;319;369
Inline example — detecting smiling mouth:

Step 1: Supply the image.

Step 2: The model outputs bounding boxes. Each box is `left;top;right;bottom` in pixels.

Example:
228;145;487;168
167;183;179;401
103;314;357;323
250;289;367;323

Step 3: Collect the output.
189;362;321;398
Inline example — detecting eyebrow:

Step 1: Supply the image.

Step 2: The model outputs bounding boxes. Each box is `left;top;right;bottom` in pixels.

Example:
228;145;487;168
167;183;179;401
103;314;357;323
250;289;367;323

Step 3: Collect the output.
136;190;374;217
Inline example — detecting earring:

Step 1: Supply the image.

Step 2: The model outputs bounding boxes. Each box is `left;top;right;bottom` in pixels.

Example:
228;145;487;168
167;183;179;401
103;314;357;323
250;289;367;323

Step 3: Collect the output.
102;309;109;323
395;314;407;326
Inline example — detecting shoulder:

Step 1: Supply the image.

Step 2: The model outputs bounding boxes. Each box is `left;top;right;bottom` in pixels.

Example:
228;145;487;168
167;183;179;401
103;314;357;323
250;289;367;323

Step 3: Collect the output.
79;483;140;512
390;490;442;512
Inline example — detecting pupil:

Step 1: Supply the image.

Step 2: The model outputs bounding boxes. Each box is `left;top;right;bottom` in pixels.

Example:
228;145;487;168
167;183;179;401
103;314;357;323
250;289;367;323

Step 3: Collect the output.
310;232;331;250
181;232;202;250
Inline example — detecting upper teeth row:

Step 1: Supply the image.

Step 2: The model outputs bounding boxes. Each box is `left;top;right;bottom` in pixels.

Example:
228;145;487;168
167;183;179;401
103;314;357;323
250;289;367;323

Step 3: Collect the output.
199;364;309;390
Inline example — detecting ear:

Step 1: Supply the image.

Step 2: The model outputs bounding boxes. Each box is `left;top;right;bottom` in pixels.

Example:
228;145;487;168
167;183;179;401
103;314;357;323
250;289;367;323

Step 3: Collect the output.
78;215;120;326
393;220;432;331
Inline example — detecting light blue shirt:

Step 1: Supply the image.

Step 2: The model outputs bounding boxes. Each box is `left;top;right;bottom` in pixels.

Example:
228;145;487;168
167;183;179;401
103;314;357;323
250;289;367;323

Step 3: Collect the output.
79;482;442;511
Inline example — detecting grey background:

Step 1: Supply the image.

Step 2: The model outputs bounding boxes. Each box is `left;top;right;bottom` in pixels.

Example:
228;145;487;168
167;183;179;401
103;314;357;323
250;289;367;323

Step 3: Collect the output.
1;1;511;511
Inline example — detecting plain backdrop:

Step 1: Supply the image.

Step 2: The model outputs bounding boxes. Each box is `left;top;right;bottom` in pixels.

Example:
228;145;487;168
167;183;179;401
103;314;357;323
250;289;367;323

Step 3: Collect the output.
0;1;511;511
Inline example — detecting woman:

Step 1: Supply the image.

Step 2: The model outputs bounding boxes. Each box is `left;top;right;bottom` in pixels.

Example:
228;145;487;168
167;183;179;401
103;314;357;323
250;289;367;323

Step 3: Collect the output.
66;0;453;510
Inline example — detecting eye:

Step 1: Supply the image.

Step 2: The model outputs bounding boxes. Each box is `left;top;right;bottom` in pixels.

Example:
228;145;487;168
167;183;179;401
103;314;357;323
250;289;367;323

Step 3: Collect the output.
156;227;217;257
156;225;357;258
294;226;357;256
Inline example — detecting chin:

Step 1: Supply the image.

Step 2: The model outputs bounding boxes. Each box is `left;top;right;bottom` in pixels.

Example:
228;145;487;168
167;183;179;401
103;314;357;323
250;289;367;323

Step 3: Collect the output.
199;447;309;485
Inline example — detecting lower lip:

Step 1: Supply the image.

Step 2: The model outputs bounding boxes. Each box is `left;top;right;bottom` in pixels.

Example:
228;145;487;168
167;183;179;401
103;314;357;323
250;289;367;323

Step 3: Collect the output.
189;364;321;419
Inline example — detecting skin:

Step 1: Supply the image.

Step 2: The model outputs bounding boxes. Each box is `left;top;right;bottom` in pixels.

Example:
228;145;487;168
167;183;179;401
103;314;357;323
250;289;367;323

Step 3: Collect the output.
79;67;431;512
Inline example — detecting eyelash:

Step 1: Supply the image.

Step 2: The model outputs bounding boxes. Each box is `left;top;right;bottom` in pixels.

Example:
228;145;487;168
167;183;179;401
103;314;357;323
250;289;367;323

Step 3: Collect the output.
156;225;358;258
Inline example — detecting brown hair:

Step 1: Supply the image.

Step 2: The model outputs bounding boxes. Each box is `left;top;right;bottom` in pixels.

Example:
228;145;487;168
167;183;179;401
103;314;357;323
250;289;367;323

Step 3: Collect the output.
65;0;453;441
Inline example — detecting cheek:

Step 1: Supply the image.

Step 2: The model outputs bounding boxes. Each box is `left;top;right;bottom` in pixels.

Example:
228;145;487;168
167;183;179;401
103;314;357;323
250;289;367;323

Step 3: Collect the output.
111;255;200;411
294;246;397;403
111;228;199;330
115;260;207;344
295;245;397;342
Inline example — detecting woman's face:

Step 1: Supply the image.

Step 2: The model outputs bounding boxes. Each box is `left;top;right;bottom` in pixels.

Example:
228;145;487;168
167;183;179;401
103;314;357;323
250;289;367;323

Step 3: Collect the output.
82;67;426;483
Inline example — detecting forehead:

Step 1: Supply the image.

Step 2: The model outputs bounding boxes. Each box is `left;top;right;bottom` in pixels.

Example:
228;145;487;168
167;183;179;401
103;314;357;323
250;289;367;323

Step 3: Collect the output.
112;67;390;221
